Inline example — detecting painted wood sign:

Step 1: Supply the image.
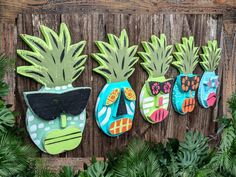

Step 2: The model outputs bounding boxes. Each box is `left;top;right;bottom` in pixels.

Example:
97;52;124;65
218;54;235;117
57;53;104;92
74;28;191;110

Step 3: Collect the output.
198;40;221;108
171;37;200;115
17;23;91;154
139;34;173;123
92;29;138;137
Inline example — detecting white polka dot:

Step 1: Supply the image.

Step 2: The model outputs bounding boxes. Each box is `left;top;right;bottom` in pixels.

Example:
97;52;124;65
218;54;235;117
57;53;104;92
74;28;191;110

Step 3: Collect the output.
79;123;84;127
31;133;37;139
55;86;61;90
28;115;34;121
45;87;51;90
35;139;40;145
38;123;45;129
80;113;85;120
67;116;72;121
49;121;54;125
30;125;37;132
68;84;72;88
45;127;50;131
73;116;79;121
70;122;75;125
62;85;67;90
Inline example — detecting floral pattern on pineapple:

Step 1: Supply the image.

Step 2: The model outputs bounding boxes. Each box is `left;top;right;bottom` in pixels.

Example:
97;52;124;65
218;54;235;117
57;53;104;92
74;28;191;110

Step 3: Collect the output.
198;40;221;108
92;29;138;137
17;23;91;154
138;34;173;123
171;36;199;115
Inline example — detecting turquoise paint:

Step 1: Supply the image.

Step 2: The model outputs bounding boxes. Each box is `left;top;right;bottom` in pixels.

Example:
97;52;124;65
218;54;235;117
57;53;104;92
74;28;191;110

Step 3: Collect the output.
172;74;198;115
95;80;135;137
24;85;88;153
198;71;219;108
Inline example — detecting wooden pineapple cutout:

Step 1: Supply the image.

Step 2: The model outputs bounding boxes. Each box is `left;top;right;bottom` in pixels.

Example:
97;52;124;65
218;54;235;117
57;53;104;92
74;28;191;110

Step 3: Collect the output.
198;40;221;108
172;36;200;115
92;29;138;137
138;34;173;123
17;23;91;154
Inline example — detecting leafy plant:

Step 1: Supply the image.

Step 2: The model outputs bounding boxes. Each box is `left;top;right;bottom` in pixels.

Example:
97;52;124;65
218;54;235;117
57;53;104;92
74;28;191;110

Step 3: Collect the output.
200;40;221;71
138;34;173;78
78;158;113;177
0;132;36;177
17;23;87;87
92;29;138;83
172;36;199;74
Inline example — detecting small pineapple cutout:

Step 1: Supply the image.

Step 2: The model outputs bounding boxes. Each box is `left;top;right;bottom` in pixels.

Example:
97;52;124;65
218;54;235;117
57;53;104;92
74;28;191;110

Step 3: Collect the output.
171;36;200;115
17;23;91;154
138;34;173;123
198;40;221;108
92;29;138;137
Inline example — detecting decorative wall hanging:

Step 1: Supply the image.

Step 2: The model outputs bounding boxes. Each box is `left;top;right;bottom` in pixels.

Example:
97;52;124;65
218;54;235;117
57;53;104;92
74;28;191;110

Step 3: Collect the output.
138;34;173;123
17;23;91;154
198;40;221;108
92;29;138;137
172;37;199;115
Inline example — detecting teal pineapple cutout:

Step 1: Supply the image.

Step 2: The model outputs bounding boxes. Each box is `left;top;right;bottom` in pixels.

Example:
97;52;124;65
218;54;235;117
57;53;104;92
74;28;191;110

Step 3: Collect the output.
17;23;91;154
171;36;200;115
138;34;173;123
92;29;138;136
198;40;221;108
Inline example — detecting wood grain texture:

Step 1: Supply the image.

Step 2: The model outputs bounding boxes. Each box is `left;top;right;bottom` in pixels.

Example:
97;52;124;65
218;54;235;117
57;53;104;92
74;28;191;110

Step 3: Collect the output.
0;0;235;23
14;13;224;157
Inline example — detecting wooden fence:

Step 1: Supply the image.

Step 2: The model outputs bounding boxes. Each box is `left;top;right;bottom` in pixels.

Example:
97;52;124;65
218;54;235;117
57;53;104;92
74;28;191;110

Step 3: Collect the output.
0;1;235;162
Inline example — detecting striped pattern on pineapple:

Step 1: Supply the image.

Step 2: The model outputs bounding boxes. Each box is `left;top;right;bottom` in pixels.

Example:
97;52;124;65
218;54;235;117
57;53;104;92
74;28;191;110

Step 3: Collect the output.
142;94;169;115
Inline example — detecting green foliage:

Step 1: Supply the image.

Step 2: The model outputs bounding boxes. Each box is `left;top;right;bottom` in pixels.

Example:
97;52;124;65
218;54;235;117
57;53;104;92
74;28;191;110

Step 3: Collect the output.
200;40;221;71
172;36;199;74
0;103;15;133
0;132;36;177
139;34;173;78
92;29;138;83
78;158;113;177
17;23;87;87
59;166;74;177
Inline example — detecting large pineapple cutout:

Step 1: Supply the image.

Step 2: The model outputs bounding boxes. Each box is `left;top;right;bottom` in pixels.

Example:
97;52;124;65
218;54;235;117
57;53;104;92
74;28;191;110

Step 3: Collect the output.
198;40;221;108
172;37;200;115
17;23;91;154
138;34;173;123
92;29;138;137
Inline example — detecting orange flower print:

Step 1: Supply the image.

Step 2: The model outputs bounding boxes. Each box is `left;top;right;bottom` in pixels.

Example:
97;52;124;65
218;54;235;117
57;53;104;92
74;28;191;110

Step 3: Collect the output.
181;76;190;92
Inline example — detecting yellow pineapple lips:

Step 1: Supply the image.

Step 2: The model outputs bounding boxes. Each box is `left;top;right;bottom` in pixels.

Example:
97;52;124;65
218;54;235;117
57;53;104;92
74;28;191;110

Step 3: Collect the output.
109;118;132;135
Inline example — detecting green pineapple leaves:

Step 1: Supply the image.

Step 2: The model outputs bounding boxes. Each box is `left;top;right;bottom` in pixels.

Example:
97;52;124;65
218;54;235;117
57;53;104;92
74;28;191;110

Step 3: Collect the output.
92;29;138;83
172;36;199;74
17;23;87;88
138;34;173;78
200;40;221;71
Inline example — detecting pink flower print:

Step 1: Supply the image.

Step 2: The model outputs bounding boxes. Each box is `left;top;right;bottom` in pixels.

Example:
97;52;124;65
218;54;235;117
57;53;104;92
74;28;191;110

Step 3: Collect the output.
207;79;212;88
215;79;219;88
163;82;172;94
151;82;160;95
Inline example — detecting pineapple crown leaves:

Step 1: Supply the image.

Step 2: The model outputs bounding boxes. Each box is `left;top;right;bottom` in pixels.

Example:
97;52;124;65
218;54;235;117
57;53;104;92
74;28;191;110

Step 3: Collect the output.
17;23;87;88
91;29;139;83
138;34;173;78
172;36;199;74
200;40;221;72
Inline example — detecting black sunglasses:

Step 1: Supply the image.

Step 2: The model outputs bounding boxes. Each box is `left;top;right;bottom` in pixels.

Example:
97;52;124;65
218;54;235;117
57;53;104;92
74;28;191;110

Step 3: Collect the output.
26;88;91;121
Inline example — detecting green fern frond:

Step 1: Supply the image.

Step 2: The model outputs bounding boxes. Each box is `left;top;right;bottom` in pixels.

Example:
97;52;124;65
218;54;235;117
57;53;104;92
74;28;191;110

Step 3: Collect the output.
17;23;87;87
92;29;138;83
200;40;221;71
138;34;173;78
219;126;236;152
172;36;199;74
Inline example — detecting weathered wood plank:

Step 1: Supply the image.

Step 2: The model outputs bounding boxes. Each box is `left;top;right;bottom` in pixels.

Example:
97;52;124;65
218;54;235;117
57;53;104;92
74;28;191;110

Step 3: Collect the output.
14;13;224;157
